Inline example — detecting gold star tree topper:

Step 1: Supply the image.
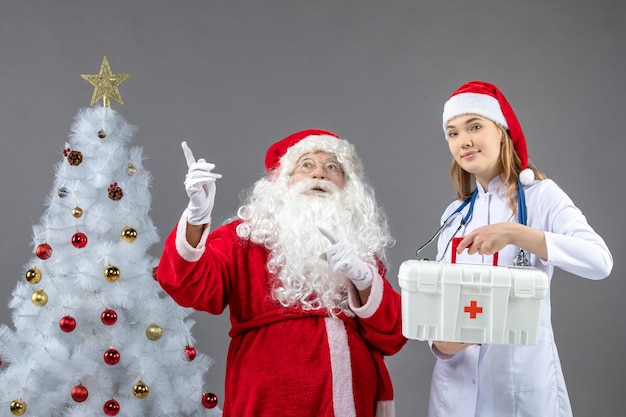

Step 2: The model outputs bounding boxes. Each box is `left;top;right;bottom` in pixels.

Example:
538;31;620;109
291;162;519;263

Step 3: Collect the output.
81;56;131;107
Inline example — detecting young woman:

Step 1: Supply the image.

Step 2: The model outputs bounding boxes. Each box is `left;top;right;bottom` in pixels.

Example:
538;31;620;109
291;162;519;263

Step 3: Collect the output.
427;80;613;417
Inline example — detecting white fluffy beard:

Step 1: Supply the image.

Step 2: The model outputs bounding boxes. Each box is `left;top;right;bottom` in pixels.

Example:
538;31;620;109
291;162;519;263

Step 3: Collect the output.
236;177;383;316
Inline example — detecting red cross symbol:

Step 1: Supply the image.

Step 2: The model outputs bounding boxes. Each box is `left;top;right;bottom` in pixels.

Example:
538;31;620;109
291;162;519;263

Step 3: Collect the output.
464;300;483;319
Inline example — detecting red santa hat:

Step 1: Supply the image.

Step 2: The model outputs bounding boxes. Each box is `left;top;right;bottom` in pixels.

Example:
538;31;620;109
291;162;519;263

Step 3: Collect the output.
264;128;340;173
442;80;534;185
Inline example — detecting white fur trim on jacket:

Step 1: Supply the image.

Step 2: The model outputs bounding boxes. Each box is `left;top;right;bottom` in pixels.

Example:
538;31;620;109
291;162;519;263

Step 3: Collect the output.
174;208;211;262
348;264;383;319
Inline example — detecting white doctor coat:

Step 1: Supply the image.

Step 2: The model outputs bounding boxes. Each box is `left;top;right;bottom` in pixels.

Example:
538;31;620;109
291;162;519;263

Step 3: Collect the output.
427;177;613;417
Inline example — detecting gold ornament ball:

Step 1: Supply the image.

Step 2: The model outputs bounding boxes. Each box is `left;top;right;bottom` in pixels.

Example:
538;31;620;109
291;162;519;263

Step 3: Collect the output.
132;380;150;399
26;267;42;284
121;227;138;243
31;289;48;306
145;323;163;341
10;399;26;416
104;265;121;282
72;206;83;218
127;162;137;176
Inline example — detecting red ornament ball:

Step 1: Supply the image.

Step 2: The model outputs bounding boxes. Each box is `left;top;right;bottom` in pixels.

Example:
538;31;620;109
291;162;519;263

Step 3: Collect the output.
71;384;88;402
202;392;218;409
101;309;118;326
71;232;88;248
103;399;120;416
59;315;76;332
184;345;197;361
103;348;120;365
36;243;52;260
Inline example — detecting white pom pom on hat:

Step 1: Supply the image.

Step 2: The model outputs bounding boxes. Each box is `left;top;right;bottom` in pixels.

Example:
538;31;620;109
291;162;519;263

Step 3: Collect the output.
443;80;534;185
518;168;534;185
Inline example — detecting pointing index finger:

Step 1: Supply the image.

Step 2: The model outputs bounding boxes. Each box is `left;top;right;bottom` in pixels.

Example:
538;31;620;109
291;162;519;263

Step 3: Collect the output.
181;141;196;167
456;236;473;253
318;227;339;244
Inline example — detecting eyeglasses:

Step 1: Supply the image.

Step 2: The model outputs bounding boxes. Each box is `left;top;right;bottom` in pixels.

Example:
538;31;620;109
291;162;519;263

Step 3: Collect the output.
296;158;343;175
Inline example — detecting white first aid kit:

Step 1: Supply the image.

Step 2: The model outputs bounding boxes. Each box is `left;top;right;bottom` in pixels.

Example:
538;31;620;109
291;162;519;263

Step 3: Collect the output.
399;238;549;345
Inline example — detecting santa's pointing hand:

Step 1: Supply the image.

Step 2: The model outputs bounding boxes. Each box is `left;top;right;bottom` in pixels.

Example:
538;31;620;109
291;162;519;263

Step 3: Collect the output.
319;227;374;291
182;141;222;225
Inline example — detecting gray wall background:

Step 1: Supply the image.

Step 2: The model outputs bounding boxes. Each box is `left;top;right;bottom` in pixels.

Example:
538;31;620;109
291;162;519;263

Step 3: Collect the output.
1;1;624;416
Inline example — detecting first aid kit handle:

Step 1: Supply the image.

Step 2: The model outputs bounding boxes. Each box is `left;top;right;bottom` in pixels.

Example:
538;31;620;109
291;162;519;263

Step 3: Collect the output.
451;237;498;266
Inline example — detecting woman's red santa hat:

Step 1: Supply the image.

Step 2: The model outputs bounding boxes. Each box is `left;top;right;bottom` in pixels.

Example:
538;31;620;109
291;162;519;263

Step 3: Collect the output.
442;80;535;185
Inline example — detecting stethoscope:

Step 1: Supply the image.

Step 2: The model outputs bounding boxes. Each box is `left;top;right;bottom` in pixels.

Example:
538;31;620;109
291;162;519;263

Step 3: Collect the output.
416;179;530;266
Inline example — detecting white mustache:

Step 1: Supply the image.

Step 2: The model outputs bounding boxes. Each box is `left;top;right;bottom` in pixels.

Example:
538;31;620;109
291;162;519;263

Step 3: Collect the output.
289;179;340;195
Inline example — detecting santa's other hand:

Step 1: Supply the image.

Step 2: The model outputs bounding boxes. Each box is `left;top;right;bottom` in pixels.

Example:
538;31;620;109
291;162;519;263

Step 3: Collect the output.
319;227;373;291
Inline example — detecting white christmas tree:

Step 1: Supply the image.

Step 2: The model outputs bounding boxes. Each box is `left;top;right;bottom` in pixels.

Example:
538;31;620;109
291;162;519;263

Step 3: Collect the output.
0;56;221;417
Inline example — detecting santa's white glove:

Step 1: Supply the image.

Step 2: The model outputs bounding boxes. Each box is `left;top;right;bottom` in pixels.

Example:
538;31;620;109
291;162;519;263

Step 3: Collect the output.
182;141;222;225
319;227;373;291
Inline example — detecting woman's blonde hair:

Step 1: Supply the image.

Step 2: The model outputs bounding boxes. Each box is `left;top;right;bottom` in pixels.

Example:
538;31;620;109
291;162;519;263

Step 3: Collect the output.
449;125;546;214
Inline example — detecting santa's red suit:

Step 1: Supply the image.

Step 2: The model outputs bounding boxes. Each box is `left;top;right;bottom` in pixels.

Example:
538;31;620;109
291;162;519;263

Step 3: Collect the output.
157;216;407;417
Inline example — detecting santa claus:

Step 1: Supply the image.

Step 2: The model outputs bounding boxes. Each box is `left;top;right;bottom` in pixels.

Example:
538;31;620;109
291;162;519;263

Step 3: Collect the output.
157;129;407;417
